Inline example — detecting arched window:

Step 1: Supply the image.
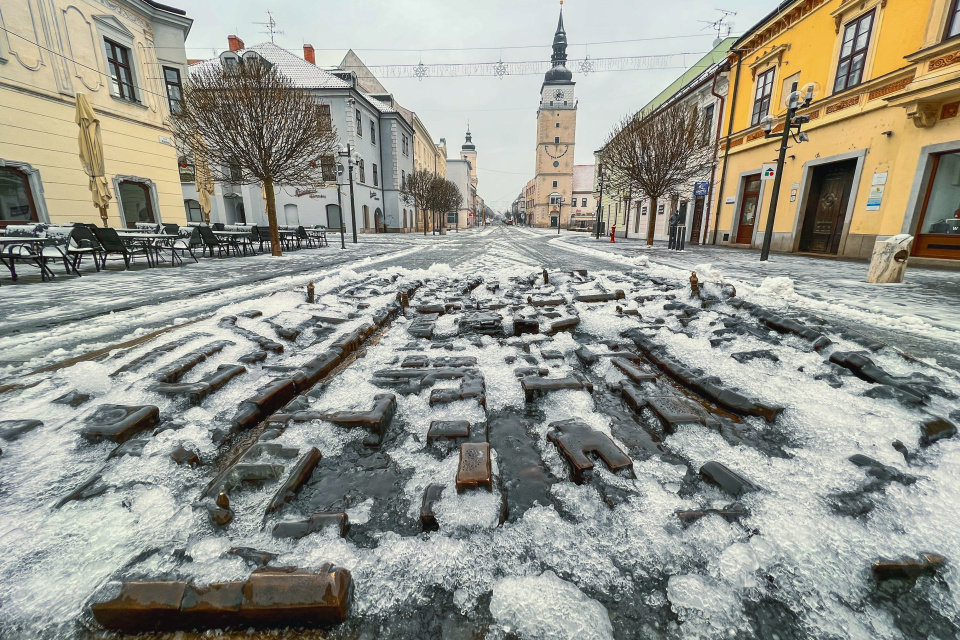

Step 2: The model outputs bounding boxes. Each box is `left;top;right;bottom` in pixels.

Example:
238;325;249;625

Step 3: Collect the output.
184;199;204;223
326;204;341;229
283;203;299;226
118;180;155;227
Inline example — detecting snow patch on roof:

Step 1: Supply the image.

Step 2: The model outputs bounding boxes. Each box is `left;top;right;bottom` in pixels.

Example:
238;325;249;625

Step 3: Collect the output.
191;42;351;90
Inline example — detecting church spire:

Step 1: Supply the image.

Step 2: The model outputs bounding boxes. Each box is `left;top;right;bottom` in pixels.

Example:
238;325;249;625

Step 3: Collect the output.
544;1;573;84
551;4;568;67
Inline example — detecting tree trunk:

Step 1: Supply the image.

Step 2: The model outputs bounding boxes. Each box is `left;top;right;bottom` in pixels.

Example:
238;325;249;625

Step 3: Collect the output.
264;177;282;257
423;206;429;236
646;196;658;246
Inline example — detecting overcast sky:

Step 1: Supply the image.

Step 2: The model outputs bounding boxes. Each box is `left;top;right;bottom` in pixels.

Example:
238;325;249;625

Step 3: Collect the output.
182;0;773;210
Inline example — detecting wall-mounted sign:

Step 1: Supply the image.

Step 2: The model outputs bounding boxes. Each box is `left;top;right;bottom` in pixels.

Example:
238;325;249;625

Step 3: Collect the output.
872;171;888;186
761;162;778;181
866;185;885;211
694;182;709;196
725;196;736;204
158;135;173;146
295;187;318;197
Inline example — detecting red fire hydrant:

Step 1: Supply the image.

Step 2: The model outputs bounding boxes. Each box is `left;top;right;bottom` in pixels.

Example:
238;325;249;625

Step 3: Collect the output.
610;225;616;243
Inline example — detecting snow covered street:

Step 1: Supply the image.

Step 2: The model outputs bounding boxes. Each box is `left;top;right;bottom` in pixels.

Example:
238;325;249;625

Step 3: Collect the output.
0;227;958;639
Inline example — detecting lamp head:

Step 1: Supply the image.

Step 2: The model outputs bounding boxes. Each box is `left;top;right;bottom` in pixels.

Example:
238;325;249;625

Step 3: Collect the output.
761;115;775;136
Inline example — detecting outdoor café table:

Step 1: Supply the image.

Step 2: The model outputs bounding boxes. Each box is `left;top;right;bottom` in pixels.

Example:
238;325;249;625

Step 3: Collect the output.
0;236;57;281
213;230;256;255
116;231;178;267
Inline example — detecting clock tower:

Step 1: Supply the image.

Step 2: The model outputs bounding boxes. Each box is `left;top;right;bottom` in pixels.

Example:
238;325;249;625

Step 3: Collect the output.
532;4;577;228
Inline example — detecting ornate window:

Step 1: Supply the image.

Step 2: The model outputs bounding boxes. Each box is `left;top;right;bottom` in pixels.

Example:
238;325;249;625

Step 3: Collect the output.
356;110;363;136
358;159;365;183
948;0;960;39
372;163;379;187
0;167;39;226
164;67;182;114
118;180;156;227
105;39;136;101
834;11;875;93
751;67;776;126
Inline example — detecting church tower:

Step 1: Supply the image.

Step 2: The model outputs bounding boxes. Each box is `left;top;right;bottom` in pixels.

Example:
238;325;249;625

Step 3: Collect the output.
532;4;577;228
461;124;477;188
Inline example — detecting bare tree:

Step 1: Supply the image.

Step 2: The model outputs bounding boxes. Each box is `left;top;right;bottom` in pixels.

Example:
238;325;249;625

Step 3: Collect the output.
171;54;339;256
430;178;462;230
400;168;435;235
602;102;714;245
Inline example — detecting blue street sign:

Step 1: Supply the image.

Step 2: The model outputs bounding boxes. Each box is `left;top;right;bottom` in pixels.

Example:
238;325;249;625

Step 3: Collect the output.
694;182;709;196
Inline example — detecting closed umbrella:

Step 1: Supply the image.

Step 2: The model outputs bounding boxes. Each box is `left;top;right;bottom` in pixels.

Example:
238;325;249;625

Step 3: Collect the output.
194;144;214;225
75;93;112;226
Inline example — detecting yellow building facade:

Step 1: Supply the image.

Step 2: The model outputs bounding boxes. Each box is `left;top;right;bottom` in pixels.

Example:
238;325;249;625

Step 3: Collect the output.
714;0;960;261
0;0;192;229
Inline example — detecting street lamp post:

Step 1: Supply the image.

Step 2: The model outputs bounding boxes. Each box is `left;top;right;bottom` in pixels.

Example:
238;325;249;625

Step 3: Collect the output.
759;82;813;261
343;143;359;245
334;168;346;249
558;196;565;235
595;165;605;240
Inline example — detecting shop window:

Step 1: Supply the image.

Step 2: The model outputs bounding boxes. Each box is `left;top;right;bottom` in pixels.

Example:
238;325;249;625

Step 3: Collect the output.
0;167;39;225
118;180;155;227
834;11;875;93
918;151;960;235
751;67;776;126
105;38;137;102
447;211;457;223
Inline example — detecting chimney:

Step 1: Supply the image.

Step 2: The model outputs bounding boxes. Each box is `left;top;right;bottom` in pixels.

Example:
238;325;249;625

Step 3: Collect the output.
228;35;244;52
303;44;315;65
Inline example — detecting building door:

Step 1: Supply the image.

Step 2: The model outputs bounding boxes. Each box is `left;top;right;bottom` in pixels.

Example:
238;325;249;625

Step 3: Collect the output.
799;160;857;254
374;208;383;232
690;196;705;244
913;150;960;260
736;175;761;244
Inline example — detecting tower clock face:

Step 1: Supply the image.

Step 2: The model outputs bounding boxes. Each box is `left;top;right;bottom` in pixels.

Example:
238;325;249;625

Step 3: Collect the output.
554;89;565;100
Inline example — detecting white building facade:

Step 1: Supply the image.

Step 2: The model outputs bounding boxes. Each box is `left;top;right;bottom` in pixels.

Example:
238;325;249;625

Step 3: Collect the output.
182;40;415;236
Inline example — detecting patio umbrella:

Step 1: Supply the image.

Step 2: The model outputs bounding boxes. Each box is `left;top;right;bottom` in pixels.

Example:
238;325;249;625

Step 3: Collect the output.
75;92;112;226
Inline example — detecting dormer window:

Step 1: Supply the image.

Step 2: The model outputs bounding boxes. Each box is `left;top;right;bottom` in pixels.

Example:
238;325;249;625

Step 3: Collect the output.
220;52;239;73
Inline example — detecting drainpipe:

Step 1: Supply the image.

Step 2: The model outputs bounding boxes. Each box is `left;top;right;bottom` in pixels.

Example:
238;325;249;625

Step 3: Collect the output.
712;49;743;245
704;65;727;245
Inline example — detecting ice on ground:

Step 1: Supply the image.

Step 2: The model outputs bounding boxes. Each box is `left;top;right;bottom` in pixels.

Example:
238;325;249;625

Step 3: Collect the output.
692;263;723;283
754;276;797;299
489;570;613;640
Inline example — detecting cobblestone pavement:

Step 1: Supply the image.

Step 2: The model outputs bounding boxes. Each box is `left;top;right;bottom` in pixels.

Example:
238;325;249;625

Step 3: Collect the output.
1;227;958;640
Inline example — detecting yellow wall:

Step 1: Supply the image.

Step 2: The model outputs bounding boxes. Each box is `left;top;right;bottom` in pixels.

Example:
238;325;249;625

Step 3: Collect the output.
714;0;960;257
532;107;577;227
0;0;191;227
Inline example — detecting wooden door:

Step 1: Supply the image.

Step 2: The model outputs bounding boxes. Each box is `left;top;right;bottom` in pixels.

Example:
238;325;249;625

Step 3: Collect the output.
690;196;705;244
800;161;856;254
736;176;761;244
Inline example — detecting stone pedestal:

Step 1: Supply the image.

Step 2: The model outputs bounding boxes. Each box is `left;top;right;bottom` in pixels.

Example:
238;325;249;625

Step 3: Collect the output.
867;234;914;284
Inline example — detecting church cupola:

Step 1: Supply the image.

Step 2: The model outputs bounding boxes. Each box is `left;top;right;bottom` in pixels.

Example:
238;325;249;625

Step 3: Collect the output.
462;125;475;151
